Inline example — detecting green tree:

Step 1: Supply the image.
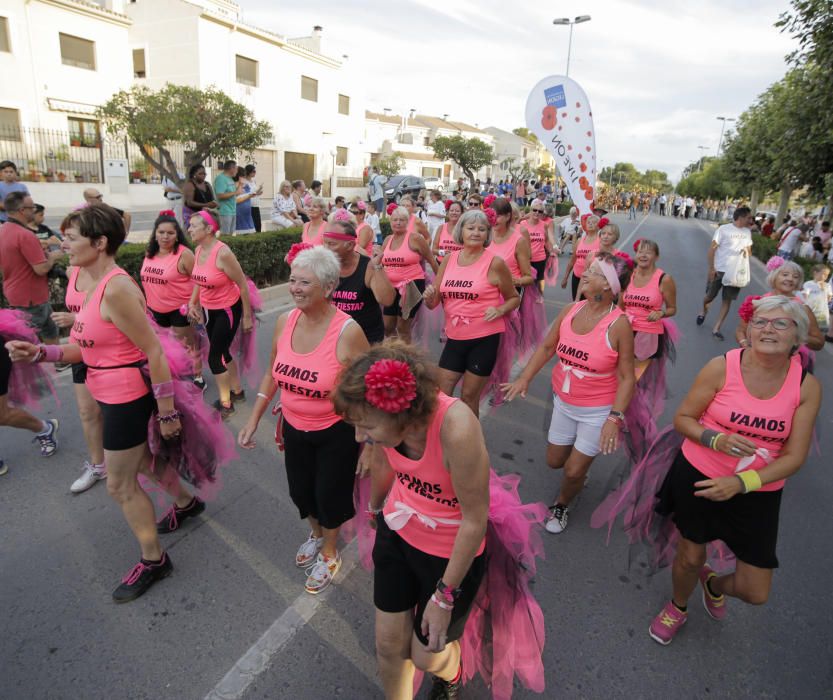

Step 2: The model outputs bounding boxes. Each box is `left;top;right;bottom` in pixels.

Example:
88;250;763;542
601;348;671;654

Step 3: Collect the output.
512;127;538;142
535;164;555;181
501;156;533;187
431;136;495;191
97;84;272;187
372;152;405;178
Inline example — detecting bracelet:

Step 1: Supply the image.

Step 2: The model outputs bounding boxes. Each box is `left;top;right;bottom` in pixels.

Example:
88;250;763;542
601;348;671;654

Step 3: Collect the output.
256;392;271;401
430;593;454;611
155;410;182;424
435;578;463;603
699;429;718;447
710;432;725;451
366;505;383;516
152;381;175;399
605;415;623;428
737;470;762;493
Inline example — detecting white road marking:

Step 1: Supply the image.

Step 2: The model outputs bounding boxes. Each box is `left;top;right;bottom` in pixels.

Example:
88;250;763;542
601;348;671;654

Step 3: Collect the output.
619;214;651;250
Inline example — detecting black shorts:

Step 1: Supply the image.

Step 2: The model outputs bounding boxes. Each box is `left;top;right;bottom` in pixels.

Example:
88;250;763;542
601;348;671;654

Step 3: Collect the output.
531;259;547;283
98;392;155;451
373;515;486;646
439;333;502;376
0;341;10;397
704;272;741;303
282;418;359;529
383;278;426;317
71;362;87;385
656;451;782;569
150;307;190;328
571;272;581;300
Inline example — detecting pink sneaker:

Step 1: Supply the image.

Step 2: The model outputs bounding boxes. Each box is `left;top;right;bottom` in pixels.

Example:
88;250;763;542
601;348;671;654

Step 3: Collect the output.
699;565;727;620
649;601;688;645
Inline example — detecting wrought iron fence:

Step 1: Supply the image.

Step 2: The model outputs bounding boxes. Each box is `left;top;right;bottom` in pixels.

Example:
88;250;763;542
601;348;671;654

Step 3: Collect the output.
0;126;194;184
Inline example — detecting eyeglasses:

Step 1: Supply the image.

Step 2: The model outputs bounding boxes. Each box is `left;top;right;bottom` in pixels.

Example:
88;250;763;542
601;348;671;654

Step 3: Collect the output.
750;317;796;330
349;209;360;215
531;208;544;213
467;201;480;206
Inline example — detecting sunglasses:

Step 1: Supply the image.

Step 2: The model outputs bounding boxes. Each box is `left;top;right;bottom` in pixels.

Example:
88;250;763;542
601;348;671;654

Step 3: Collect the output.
349;209;360;215
531;208;544;213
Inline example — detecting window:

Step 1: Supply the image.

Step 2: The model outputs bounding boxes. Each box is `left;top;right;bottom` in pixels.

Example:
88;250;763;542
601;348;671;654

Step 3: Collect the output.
132;48;146;78
301;76;318;102
0;17;10;53
336;147;348;166
60;33;95;70
338;94;350;115
0;107;21;140
423;136;430;147
522;147;528;158
398;133;413;145
236;54;258;87
422;167;441;178
68;117;100;147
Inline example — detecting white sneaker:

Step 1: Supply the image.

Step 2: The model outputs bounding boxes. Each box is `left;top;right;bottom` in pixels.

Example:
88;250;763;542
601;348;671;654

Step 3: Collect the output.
70;461;106;494
545;503;569;534
295;533;324;568
304;552;341;594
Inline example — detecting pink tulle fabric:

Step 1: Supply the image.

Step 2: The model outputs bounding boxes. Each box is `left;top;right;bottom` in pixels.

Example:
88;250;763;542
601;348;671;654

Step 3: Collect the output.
350;469;548;699
229;278;263;388
591;426;735;572
412;266;444;349
0;309;57;409
484;311;522;408
544;256;559;286
518;285;547;359
143;322;238;500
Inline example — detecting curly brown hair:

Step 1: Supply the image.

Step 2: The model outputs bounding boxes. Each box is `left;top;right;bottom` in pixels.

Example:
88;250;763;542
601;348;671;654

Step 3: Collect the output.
333;340;438;430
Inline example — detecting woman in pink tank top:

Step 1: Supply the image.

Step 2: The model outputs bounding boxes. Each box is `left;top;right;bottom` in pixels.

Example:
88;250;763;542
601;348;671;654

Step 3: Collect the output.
585;219;620;268
431;200;464;263
349;200;375;255
634;295;818;646
7;203;204;603
187;211;253;417
488;197;533;288
301;197;327;246
381;206;438;343
239;246;369;595
562;213;601;300
504;252;634;534
334;342;548;699
140;211;205;387
520;205;553;293
424;209;519;417
400;195;430;242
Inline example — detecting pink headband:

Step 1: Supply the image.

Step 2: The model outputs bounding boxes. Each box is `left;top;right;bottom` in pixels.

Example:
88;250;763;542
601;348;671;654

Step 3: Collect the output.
596;259;621;296
322;229;356;241
195;210;218;233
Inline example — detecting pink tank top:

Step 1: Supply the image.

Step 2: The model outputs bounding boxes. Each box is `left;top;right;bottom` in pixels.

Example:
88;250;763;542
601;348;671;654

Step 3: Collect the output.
272;307;351;431
302;221;325;247
682;349;802;491
382;392;486;559
141;248;194;313
623;268;665;334
192;241;241;310
437;224;463;256
440;249;506;340
381;230;425;287
523;220;548;262
551;301;623;406
489;230;523;280
355;223;374;256
70;268;149;404
65;267;85;314
573;234;600;277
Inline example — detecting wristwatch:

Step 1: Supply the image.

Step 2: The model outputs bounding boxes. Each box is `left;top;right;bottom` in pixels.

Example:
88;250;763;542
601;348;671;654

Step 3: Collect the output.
436;578;463;602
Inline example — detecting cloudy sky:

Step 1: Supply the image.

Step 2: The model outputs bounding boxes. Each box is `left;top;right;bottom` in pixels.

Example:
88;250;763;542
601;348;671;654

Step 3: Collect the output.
244;0;794;182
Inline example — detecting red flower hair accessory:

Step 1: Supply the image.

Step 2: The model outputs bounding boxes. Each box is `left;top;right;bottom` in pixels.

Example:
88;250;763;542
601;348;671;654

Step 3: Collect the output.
158;209;177;218
632;238;643;253
598;217;610;229
365;359;417;413
614;251;635;270
483;194;497;208
738;295;762;322
386;202;399;216
484;207;497;227
285;242;314;266
444;199;454;211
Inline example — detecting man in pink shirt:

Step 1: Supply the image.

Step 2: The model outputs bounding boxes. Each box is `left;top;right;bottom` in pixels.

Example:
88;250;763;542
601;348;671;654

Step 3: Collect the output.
0;192;63;342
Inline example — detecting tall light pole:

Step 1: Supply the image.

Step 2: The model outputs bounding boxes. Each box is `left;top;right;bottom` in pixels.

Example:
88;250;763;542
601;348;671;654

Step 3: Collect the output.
553;15;591;76
715;116;735;157
697;145;709;171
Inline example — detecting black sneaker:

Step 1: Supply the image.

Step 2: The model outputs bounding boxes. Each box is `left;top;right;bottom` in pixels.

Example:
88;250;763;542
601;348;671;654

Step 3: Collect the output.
428;668;462;700
0;459;7;476
112;552;173;603
193;376;207;392
213;399;235;420
230;389;246;403
156;497;206;534
33;419;59;457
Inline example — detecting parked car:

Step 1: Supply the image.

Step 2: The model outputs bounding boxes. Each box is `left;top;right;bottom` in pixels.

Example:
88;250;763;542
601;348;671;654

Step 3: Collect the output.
384;175;425;203
423;177;444;192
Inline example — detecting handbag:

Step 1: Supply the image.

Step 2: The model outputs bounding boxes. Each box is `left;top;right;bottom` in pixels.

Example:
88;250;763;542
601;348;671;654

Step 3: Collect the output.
722;252;750;288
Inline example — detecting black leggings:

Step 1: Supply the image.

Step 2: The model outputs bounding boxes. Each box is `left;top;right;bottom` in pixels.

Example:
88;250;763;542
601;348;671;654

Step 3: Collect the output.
205;299;242;375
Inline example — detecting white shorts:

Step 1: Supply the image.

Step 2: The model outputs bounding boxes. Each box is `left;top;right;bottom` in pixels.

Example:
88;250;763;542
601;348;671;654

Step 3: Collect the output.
547;394;612;457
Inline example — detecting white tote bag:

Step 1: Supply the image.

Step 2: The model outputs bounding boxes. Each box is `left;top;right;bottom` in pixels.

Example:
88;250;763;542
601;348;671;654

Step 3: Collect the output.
723;252;750;288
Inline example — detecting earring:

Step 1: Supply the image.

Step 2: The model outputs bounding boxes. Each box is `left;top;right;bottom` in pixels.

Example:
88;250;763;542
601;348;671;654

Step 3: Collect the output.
593;293;603;302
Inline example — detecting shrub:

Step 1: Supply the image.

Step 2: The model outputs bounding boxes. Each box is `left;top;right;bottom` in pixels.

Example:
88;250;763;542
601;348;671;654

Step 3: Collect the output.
750;233;824;281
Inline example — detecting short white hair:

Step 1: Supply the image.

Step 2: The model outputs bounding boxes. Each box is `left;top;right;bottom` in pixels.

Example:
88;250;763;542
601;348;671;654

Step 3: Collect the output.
291;246;340;294
766;260;803;289
570;206;578;216
390;206;409;221
751;295;809;346
307;196;327;211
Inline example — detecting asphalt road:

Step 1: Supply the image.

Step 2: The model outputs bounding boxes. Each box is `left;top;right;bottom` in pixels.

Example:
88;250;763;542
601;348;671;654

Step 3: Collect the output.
2;213;831;700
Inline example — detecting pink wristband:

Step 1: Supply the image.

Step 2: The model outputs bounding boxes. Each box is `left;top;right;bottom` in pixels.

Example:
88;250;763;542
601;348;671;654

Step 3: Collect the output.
152;381;175;399
39;344;64;363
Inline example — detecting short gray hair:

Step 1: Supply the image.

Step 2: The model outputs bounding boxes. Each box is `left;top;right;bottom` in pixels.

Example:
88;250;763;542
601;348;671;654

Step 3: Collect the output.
453;209;493;246
766;260;803;289
291;246;341;295
751;295;809;346
389;206;409;222
307;196;327;211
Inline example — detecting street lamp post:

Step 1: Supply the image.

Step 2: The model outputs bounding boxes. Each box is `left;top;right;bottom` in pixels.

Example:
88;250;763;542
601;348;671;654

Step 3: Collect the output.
553;15;591;76
697;145;709;171
715;116;735;157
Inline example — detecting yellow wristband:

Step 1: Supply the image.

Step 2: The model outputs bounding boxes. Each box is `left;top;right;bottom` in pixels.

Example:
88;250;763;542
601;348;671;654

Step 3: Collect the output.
737;470;762;493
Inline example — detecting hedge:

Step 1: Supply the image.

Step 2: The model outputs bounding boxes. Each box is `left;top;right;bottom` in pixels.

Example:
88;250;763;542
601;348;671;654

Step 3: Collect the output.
750;233;826;281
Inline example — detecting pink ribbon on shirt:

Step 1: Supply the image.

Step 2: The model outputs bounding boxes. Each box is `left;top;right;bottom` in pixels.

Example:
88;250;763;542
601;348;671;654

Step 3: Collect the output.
451;315;471;328
735;447;773;472
559;361;613;393
384;501;462;531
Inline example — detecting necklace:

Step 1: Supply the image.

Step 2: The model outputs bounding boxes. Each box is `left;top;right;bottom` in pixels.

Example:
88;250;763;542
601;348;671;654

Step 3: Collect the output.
581;301;614;324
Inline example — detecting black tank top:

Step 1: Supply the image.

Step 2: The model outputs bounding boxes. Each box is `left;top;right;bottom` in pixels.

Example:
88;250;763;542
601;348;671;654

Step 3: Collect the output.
332;255;384;343
190;181;214;211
